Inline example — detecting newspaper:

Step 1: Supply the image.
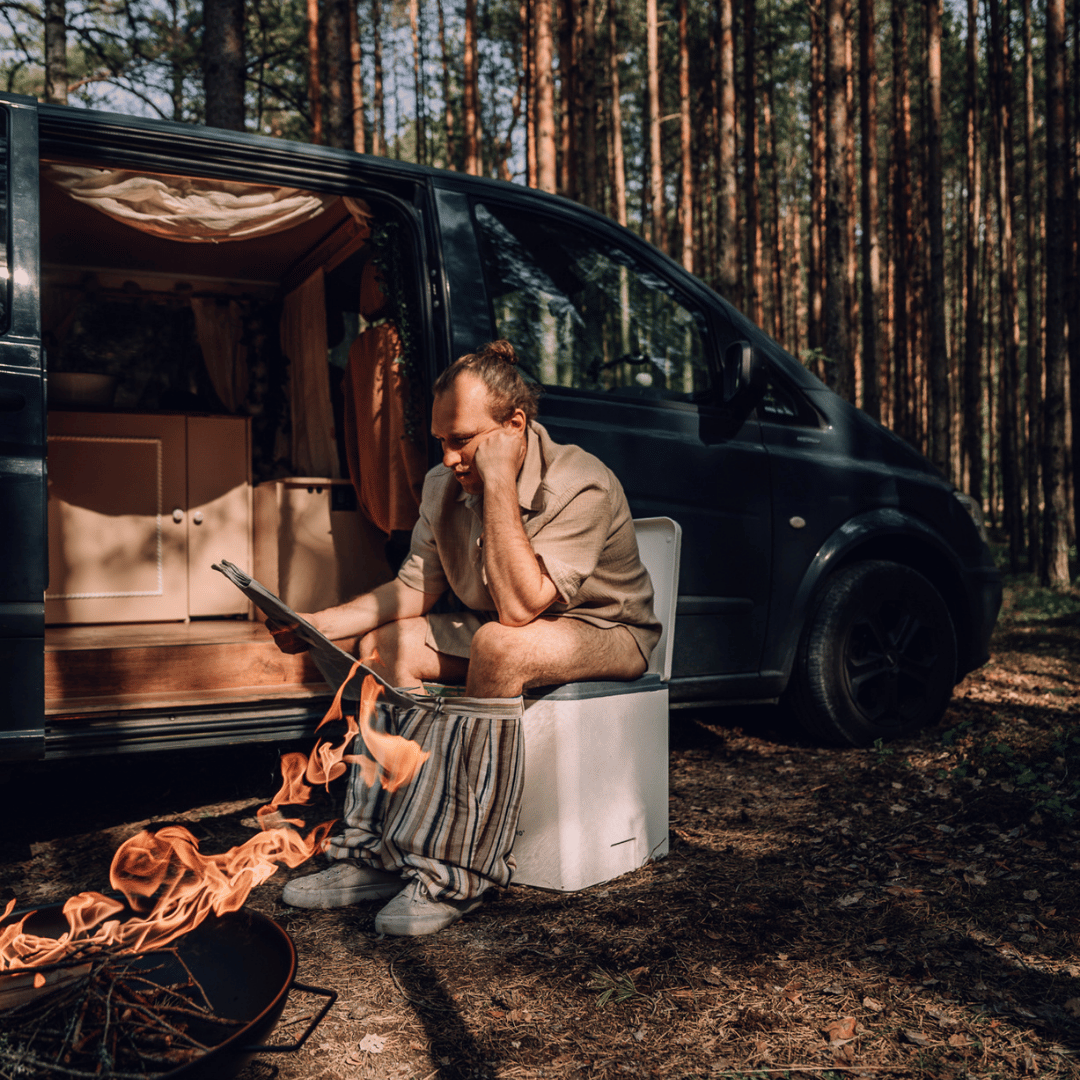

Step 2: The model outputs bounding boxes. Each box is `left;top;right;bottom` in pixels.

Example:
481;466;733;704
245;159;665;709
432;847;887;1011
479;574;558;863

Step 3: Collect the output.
211;559;421;710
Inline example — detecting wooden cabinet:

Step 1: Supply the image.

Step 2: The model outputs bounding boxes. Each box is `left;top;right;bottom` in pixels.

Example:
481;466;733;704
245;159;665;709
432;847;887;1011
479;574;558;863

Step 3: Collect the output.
46;412;252;625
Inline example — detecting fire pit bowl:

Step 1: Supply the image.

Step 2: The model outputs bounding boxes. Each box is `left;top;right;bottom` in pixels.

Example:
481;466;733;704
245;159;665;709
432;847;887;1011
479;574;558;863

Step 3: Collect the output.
0;903;336;1080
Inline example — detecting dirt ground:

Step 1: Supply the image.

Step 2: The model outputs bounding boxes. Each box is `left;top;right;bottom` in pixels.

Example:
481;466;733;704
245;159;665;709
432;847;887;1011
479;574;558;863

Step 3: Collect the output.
3;578;1079;1080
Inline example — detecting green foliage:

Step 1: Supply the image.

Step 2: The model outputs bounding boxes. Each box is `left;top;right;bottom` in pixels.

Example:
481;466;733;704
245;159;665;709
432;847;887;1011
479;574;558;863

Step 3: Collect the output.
588;968;647;1008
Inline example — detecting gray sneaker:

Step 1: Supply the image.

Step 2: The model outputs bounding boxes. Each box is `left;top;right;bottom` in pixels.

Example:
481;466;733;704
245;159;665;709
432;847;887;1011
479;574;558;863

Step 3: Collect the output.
282;862;404;908
374;879;483;936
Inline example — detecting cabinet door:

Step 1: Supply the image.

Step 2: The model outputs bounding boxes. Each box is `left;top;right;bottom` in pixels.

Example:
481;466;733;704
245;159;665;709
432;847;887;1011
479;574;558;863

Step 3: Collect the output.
46;412;188;624
186;415;251;617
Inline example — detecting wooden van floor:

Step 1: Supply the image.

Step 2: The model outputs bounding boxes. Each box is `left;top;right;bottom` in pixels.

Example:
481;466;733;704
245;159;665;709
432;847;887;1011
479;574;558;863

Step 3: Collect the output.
44;621;359;716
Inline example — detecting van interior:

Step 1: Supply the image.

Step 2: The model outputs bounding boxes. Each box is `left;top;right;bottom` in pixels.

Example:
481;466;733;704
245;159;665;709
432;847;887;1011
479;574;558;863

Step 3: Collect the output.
40;162;413;743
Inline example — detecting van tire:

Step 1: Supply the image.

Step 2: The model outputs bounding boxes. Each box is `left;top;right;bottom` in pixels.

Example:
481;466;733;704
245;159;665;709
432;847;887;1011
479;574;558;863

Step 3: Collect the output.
787;560;957;747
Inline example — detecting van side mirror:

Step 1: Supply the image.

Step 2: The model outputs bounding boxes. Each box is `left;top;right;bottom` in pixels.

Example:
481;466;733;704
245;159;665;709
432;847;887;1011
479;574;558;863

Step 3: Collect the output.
722;340;765;405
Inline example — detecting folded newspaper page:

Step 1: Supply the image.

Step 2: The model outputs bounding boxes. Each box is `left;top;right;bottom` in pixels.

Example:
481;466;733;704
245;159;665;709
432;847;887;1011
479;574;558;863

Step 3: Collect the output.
211;559;420;710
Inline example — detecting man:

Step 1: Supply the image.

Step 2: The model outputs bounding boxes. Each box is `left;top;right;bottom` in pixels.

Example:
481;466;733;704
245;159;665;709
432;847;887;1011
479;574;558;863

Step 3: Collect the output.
273;339;659;935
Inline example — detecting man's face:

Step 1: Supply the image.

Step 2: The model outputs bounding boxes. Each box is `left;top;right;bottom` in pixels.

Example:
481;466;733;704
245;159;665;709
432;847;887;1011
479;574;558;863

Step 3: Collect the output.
430;374;505;495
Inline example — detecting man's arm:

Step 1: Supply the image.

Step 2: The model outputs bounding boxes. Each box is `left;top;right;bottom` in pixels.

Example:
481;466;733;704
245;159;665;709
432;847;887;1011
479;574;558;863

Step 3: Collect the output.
268;577;441;651
474;429;559;627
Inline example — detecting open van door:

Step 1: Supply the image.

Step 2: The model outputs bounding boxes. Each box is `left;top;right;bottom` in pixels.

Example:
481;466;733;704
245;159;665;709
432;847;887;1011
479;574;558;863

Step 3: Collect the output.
0;94;44;759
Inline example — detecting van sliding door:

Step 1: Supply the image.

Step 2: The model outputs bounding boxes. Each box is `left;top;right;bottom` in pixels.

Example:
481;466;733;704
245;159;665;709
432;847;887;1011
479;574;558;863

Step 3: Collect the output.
0;94;44;759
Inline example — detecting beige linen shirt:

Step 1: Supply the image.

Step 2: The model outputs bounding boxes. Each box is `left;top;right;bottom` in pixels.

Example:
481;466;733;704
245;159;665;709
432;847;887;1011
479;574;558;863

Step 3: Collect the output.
396;421;661;662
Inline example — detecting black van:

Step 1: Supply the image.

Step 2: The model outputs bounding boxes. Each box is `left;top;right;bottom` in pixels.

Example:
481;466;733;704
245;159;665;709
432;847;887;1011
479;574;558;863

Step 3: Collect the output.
0;94;1001;760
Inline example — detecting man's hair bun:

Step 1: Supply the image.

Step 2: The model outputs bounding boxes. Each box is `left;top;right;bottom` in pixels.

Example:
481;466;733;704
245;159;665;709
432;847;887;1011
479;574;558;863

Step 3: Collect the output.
482;339;519;366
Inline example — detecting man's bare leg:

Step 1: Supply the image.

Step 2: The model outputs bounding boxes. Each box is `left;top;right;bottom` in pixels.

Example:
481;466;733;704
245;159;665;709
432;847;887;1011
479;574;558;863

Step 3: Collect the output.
360;617;469;691
465;617;646;698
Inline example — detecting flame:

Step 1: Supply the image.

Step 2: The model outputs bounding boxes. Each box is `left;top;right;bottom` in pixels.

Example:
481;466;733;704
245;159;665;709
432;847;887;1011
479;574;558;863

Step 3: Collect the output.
0;657;430;974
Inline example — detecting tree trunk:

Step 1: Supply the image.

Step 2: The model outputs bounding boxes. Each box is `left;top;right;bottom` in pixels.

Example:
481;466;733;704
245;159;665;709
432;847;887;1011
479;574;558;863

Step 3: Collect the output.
891;0;912;441
1042;0;1071;585
716;0;739;303
204;0;245;130
44;0;68;105
678;0;694;271
609;0;628;226
843;0;858;390
764;69;784;343
808;0;826;357
858;0;882;419
437;0;455;168
581;0;598;207
988;0;1024;572
524;0;536;186
646;0;664;247
1021;0;1042;571
743;0;763;325
324;0;352;149
962;0;983;505
463;0;480;174
558;0;578;199
824;0;852;398
408;0;425;164
925;0;949;475
372;0;385;155
306;0;322;143
536;0;558;193
349;0;364;152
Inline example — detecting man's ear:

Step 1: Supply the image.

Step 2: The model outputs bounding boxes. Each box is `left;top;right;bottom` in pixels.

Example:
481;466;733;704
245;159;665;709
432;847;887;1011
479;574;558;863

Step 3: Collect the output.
506;408;528;432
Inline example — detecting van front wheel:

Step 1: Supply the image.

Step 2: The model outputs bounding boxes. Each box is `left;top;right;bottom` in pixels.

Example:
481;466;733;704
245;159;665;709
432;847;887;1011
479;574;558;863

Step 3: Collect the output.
787;561;957;747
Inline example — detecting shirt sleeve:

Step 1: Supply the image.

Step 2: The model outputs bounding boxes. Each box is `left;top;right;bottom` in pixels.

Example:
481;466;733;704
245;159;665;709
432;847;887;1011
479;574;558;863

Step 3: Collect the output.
529;483;613;605
396;476;450;597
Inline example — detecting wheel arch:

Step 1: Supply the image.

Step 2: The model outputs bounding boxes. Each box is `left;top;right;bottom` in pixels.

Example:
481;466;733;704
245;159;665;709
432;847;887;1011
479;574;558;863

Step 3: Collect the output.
773;509;970;686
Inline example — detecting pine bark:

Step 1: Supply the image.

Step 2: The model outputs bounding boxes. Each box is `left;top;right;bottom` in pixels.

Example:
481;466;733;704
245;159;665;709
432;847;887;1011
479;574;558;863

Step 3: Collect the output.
372;0;385;155
324;0;353;149
891;0;912;441
609;0;628;226
558;0;578;199
204;0;244;130
408;0;425;164
437;0;455;168
349;0;364;152
581;0;598;207
858;0;882;419
44;0;68;105
463;0;480;174
926;0;950;475
646;0;665;247
716;0;739;303
536;0;558;193
808;0;826;357
824;0;852;399
1042;0;1071;584
743;0;763;325
962;0;983;504
306;0;322;143
678;0;694;271
525;0;536;186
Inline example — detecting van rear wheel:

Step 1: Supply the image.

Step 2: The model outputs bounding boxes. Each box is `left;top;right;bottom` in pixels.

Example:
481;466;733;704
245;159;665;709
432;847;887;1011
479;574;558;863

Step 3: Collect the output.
787;560;957;747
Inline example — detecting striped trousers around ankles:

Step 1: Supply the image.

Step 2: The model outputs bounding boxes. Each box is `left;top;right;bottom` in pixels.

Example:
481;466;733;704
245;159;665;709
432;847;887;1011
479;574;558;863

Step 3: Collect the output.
324;694;525;903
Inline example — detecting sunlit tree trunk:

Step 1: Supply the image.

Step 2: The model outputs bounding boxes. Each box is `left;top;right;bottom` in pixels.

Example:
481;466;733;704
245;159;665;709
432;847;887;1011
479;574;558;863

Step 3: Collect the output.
926;0;949;476
743;0;763;325
372;0;385;155
44;0;68;105
609;0;628;226
324;0;353;149
824;0;852;398
437;0;455;168
1043;0;1071;585
962;0;983;505
349;0;365;152
581;0;598;207
717;0;739;303
764;70;784;343
645;0;664;247
858;0;881;419
306;0;322;143
536;0;558;193
558;0;578;199
463;0;480;174
678;0;694;271
408;0;425;164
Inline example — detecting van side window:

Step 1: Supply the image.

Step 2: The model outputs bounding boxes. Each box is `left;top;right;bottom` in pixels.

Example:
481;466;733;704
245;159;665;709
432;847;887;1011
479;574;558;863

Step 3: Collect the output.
0;108;9;336
759;369;821;427
473;202;711;402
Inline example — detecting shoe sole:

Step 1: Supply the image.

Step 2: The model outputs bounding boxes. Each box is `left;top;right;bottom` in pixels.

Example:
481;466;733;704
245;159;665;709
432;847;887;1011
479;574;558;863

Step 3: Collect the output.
282;880;404;909
374;897;483;936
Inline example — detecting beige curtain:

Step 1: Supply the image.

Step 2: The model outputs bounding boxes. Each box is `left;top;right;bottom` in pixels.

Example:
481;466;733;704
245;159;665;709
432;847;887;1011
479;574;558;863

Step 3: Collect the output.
190;298;248;413
46;165;336;243
280;269;339;478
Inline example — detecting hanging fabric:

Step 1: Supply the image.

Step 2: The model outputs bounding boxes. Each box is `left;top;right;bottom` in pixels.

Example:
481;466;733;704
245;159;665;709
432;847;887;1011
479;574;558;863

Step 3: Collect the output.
190;297;248;413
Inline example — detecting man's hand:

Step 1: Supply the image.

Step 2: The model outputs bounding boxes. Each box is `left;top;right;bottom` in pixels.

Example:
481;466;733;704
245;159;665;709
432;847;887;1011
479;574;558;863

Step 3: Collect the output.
265;615;316;654
471;425;527;488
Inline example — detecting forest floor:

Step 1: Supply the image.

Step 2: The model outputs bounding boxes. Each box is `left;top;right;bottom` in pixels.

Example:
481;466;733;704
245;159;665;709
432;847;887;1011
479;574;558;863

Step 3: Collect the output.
3;573;1080;1080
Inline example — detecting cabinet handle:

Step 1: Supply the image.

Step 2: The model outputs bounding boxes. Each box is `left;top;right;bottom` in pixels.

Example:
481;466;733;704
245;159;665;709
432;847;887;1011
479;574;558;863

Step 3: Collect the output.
172;508;184;523
193;511;204;525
